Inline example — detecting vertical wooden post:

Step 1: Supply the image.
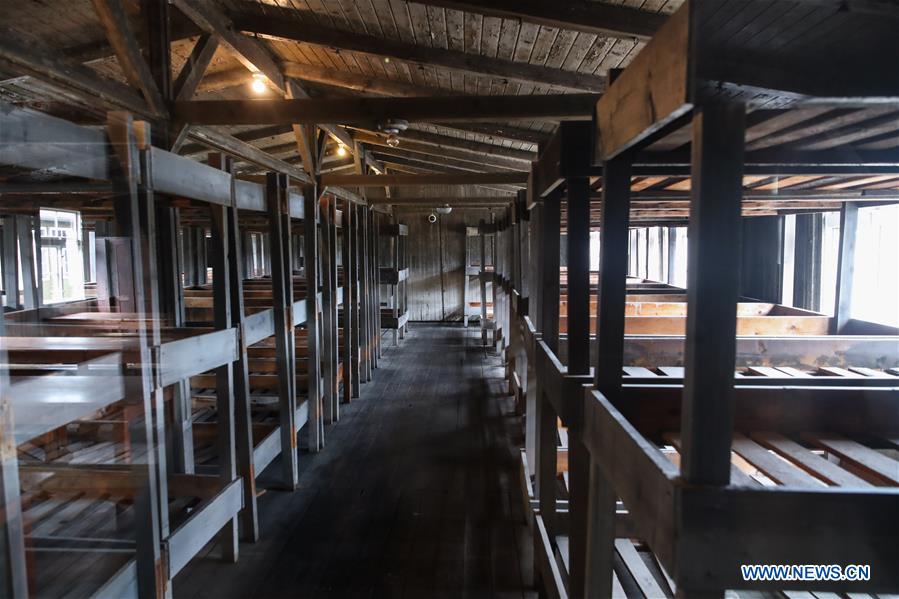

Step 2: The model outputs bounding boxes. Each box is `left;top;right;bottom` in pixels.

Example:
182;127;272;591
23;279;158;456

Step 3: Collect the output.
16;216;39;310
320;195;338;423
207;153;239;563
832;202;858;334
304;183;323;451
680;102;746;490
107;112;166;598
565;176;591;599
1;217;19;309
267;173;299;489
793;213;822;312
584;156;632;598
373;211;382;360
360;207;372;382
349;204;361;398
479;220;488;345
341;199;355;403
0;311;27;597
535;196;560;537
525;204;541;475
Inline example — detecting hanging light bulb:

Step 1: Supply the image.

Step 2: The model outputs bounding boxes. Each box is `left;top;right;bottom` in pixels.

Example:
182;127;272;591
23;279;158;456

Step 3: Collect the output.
250;72;267;94
386;134;400;147
336;145;348;157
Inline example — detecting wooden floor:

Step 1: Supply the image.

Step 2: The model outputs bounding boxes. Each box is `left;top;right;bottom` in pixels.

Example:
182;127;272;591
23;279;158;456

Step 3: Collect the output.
175;323;535;599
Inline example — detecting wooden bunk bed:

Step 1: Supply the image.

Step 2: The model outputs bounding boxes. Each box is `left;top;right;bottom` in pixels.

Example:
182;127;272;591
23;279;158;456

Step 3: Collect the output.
378;222;409;345
509;7;899;591
0;104;371;596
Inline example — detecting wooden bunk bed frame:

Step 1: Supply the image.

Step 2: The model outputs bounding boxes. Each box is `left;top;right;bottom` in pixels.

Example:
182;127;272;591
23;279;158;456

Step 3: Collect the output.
0;103;382;597
507;4;899;594
378;222;410;344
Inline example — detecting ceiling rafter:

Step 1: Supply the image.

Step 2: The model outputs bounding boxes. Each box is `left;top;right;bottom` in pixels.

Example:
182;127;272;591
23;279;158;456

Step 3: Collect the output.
405;0;666;40
231;6;606;92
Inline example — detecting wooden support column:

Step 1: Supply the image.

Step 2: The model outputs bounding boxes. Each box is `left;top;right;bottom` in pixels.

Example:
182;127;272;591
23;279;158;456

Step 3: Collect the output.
210;150;259;541
676;101;746;598
16;215;39;310
524;204;540;475
566;176;591;599
267;172;299;489
371;210;381;365
479;219;489;345
680;102;746;491
350;204;362;396
157;198;193;475
793;213;822;312
107;113;166;598
341;199;356;403
303;182;324;451
195;226;208;285
359;207;372;382
0;310;27;597
832;202;859;334
535;195;560;538
1;217;19;309
206;153;239;563
320;195;338;423
584;155;632;599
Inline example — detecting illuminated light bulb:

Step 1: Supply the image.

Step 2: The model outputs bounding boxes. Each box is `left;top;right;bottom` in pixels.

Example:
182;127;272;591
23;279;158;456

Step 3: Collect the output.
250;73;267;94
336;145;347;157
384;56;391;64
386;134;400;147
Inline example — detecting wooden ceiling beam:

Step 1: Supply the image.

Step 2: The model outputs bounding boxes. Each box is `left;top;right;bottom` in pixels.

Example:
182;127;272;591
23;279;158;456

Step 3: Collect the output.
232;8;606;92
171;0;285;92
406;0;666;40
173;94;597;125
319;172;528;187
173;33;220;101
91;0;168;116
282;62;449;98
352;132;530;170
0;37;151;117
432;122;548;146
368;196;513;206
367;150;491;174
393;128;536;162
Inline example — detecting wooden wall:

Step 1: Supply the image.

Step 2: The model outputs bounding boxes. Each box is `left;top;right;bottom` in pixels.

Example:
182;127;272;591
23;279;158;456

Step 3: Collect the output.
391;185;505;322
740;215;783;303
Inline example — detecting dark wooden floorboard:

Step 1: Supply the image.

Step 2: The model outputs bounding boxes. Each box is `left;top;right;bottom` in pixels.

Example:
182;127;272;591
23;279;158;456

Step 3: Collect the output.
175;324;534;599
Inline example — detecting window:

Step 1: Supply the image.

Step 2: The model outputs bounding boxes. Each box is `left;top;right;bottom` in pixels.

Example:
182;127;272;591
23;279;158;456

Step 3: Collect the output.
40;209;85;304
851;205;899;327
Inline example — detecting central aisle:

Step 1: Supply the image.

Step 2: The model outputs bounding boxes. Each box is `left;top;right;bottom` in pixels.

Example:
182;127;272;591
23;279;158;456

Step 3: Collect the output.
175;324;534;599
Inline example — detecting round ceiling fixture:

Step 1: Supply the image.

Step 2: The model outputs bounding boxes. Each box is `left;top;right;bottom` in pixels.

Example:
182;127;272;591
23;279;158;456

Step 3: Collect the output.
435;205;452;215
428;213;438;224
379;119;408;148
250;72;267;94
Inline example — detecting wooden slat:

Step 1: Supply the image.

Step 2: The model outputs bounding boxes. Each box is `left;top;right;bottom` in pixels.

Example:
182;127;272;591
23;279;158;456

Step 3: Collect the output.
614;539;670;598
730;434;824;487
751;432;871;488
808;434;899;485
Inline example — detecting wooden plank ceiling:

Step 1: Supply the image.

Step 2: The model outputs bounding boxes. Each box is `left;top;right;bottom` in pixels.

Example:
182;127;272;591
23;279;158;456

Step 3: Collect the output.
0;0;681;201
